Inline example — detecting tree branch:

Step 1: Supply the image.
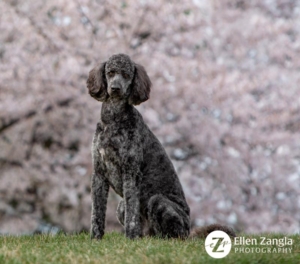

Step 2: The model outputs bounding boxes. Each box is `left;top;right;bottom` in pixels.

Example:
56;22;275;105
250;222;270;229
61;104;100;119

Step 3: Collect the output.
0;98;74;134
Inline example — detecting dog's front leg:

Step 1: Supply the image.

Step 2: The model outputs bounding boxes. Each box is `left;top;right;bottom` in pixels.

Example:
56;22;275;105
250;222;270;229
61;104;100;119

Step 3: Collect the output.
90;173;109;239
123;170;142;239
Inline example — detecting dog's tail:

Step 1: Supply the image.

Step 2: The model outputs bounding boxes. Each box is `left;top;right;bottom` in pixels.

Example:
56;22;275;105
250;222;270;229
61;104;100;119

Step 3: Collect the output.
189;224;236;239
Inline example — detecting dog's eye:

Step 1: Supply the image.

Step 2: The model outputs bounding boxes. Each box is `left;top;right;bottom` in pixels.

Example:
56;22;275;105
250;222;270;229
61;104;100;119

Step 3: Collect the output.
122;73;130;79
107;71;115;77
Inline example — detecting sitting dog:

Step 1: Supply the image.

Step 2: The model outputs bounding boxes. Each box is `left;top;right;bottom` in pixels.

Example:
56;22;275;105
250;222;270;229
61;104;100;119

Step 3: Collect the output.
87;54;235;239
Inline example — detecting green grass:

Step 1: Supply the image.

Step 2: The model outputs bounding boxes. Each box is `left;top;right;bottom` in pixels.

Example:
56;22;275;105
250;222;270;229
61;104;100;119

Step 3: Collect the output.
0;232;299;264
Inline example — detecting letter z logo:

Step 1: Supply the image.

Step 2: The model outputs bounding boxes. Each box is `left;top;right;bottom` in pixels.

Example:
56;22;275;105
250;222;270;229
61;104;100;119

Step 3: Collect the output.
205;231;232;259
212;237;225;252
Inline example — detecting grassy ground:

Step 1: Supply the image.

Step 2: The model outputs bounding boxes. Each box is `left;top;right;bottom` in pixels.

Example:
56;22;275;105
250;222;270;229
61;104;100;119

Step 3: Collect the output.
0;232;299;264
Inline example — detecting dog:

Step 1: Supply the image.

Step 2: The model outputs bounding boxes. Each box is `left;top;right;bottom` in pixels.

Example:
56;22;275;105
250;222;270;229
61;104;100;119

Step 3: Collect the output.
87;54;235;240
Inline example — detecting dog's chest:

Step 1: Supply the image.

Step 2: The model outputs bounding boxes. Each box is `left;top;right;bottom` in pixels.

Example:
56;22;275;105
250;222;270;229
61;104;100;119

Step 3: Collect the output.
97;126;125;196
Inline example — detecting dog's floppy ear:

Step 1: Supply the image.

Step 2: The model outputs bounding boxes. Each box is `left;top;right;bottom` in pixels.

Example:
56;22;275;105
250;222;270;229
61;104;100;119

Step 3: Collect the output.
128;63;151;105
87;62;108;101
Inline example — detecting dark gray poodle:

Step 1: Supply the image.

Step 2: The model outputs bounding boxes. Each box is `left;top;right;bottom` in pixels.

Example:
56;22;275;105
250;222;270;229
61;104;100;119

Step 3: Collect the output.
87;54;237;240
87;54;190;239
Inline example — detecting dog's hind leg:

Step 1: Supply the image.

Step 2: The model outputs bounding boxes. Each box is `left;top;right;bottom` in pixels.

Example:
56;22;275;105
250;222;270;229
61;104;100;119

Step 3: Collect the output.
147;194;190;239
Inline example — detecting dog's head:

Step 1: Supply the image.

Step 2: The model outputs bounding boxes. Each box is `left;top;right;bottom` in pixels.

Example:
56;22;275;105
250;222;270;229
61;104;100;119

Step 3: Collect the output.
87;54;151;105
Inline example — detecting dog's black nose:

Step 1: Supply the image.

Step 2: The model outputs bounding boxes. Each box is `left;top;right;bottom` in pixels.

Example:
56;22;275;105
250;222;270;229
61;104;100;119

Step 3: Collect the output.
111;86;121;92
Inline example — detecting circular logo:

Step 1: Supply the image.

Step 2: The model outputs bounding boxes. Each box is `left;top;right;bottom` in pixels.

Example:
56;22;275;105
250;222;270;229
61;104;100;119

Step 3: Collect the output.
205;230;232;259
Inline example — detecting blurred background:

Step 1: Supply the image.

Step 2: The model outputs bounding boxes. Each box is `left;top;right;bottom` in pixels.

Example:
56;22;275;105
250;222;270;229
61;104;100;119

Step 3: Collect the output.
0;0;299;235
